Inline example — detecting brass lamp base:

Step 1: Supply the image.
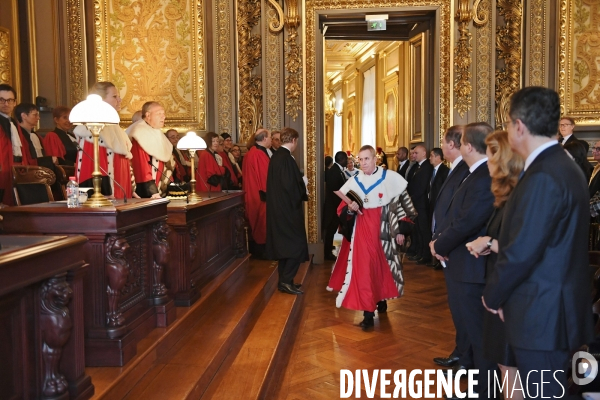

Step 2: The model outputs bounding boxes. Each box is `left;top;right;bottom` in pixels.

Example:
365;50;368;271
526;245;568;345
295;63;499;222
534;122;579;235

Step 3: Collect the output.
187;192;203;202
82;192;113;207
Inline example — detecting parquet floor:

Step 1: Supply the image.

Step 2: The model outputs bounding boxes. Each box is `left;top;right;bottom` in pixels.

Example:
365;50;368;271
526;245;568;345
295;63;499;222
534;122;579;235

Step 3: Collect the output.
277;258;456;399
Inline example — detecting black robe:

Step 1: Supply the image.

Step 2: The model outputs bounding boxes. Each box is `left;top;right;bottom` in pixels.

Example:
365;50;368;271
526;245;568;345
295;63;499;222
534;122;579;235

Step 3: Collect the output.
265;147;309;261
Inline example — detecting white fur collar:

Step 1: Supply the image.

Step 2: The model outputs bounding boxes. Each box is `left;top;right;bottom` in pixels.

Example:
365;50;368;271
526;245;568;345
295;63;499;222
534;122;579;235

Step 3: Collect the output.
128;120;173;162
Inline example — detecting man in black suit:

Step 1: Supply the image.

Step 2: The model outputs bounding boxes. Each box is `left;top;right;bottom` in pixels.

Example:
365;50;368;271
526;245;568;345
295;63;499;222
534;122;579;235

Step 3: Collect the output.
431;122;496;399
395;146;409;177
404;146;418;183
323;151;348;260
483;87;594;397
590;140;600;198
430;126;472;369
407;144;434;264
426;147;449;268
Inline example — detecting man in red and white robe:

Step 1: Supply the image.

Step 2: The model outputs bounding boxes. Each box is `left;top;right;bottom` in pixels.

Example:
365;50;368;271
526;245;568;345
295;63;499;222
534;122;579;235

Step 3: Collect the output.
242;128;271;257
328;145;416;330
129;102;173;198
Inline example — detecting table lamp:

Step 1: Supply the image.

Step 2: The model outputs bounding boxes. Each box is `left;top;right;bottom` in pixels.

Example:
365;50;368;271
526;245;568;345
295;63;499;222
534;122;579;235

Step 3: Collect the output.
69;94;120;207
177;131;207;202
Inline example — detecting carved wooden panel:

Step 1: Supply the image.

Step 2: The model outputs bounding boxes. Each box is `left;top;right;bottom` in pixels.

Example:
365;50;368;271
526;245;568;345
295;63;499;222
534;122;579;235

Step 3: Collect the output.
121;231;148;313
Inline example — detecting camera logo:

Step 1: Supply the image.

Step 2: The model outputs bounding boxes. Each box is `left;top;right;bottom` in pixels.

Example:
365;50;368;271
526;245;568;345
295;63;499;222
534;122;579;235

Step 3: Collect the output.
572;351;598;385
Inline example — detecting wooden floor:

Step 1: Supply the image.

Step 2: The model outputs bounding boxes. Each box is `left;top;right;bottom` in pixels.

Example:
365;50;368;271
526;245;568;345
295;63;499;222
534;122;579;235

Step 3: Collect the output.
276;257;456;399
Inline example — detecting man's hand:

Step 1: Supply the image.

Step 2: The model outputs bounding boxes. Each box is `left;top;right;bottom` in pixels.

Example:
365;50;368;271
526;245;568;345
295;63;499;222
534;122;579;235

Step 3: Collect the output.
396;234;405;246
151;193;161;199
132;192;141;199
482;296;504;322
349;201;359;212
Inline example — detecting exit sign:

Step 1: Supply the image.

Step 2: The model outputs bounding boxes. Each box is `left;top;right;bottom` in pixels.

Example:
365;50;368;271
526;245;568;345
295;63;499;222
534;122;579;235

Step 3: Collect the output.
368;20;386;31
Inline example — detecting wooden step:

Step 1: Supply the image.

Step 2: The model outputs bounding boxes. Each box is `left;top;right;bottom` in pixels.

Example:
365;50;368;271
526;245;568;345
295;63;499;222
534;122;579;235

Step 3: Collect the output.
119;259;279;399
88;255;252;399
203;258;313;400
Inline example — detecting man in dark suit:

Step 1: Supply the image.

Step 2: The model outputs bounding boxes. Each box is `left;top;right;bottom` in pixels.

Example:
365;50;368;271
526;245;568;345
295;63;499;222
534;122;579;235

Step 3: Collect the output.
431;122;496;399
395;146;409;177
323;151;348;260
407;144;434;264
590;140;600;198
404;146;418;183
483;87;594;397
430;126;472;370
426;147;449;268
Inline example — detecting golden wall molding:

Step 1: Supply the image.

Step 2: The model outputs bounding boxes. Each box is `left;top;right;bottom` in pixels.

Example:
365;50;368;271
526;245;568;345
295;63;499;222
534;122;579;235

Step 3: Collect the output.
216;0;234;134
237;0;263;144
454;0;473;118
0;27;10;84
305;0;451;243
284;0;302;121
475;0;493;123
265;1;283;131
528;0;546;86
495;0;522;128
93;0;207;131
409;33;425;143
0;0;21;92
67;0;85;105
558;0;600;123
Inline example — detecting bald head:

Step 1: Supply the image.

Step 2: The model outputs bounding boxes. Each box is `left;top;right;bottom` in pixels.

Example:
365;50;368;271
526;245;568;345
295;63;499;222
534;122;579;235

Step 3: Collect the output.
414;144;428;162
254;128;271;147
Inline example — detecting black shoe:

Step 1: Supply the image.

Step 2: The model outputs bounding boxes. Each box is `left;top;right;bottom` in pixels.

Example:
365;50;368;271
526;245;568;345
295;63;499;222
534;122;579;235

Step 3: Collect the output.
359;317;374;330
433;262;443;270
278;282;303;295
407;255;421;261
293;282;302;288
433;355;459;367
426;260;439;267
377;300;387;313
417;258;431;265
324;253;337;261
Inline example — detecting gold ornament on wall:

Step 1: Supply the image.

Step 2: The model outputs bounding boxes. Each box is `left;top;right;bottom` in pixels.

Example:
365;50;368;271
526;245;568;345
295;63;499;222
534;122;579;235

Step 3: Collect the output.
67;0;86;105
216;0;234;134
495;0;522;128
475;0;493;123
237;0;263;144
285;0;302;121
0;28;11;84
94;0;206;130
454;0;473;118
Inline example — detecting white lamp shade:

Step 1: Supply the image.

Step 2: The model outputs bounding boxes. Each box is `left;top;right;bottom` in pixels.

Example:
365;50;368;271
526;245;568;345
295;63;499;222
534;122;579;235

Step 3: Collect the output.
177;131;207;150
69;94;120;124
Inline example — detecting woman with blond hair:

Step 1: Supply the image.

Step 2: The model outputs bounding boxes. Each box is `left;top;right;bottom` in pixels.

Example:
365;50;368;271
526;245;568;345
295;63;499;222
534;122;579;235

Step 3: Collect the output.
466;130;524;400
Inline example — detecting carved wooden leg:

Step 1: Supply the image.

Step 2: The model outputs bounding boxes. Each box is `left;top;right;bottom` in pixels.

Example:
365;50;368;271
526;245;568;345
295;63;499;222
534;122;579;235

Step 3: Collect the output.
152;221;171;304
234;205;248;258
105;235;129;334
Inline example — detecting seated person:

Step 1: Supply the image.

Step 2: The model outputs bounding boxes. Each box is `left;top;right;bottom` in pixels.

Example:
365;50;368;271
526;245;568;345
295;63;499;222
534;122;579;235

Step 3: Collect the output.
43;106;78;166
197;132;227;192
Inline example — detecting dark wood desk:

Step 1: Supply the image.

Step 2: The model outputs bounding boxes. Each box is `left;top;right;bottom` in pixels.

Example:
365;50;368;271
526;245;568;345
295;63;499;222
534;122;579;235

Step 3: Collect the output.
166;191;247;306
1;199;176;367
0;235;93;400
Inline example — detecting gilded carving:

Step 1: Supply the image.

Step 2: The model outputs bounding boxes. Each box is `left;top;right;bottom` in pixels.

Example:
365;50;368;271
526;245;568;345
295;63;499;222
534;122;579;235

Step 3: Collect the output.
454;0;473;118
267;0;285;32
495;0;522;128
94;0;206;130
285;0;303;121
237;0;263;144
475;0;492;123
66;0;86;104
105;235;129;328
266;3;283;130
0;28;11;84
216;0;233;134
529;0;545;86
305;0;451;243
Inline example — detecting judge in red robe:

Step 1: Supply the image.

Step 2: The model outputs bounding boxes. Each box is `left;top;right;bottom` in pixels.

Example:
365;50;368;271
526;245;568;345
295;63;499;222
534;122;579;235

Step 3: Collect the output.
43;106;78;166
129;102;173;198
217;134;239;189
327;145;416;330
242;128;272;257
197;132;226;191
74;82;134;199
0;84;35;205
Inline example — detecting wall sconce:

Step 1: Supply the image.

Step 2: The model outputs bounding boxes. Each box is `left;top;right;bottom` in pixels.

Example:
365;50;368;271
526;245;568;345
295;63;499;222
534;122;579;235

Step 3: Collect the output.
325;93;343;120
177;131;207;202
69;94;120;207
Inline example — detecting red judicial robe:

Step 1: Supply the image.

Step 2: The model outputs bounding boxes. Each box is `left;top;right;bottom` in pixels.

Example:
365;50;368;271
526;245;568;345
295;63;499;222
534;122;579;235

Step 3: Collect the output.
74;124;133;199
0;119;34;205
219;150;239;187
197;149;225;192
242;145;270;244
43;129;78;165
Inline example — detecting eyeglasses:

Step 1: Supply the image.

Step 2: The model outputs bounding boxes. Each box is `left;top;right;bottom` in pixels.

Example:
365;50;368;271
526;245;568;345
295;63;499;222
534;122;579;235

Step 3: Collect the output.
592;147;600;153
501;120;513;130
559;123;573;127
0;98;16;105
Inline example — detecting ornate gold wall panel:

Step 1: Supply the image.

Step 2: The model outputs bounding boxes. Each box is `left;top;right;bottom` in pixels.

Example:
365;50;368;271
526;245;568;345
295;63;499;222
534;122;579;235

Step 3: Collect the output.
67;0;86;105
528;0;546;86
93;0;206;130
284;0;302;121
475;0;492;123
559;0;600;123
305;0;451;243
237;0;263;144
216;0;234;134
265;2;283;131
0;28;10;84
454;0;473;118
495;0;522;128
